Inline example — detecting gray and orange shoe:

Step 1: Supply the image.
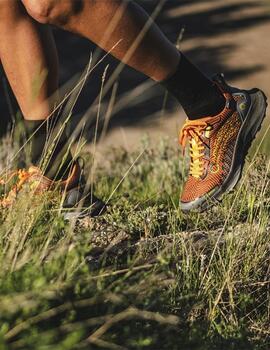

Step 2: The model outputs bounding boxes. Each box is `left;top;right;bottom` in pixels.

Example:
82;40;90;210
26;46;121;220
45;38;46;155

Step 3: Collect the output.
179;74;267;212
0;161;106;219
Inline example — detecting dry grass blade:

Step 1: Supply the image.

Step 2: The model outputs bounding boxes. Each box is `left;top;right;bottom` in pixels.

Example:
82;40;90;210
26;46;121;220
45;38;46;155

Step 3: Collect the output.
86;306;179;345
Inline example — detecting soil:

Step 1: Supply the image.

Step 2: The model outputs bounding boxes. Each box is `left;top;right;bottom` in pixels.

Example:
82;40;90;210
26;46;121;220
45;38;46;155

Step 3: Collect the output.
97;0;270;154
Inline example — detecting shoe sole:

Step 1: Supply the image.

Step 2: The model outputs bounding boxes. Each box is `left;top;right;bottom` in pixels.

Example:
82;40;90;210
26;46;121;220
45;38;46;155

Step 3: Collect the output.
62;199;106;221
181;89;268;212
63;204;106;221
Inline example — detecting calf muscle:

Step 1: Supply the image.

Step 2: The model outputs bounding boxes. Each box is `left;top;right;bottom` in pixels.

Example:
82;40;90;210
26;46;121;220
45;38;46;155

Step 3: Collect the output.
22;0;180;81
0;1;58;120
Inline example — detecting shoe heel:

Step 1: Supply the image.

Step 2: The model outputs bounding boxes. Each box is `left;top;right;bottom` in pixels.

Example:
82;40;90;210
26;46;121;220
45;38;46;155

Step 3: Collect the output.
244;89;267;140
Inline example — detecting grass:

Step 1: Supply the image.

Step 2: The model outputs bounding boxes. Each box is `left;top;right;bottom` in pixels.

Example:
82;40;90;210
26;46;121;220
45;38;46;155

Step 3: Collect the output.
0;3;269;345
0;132;270;350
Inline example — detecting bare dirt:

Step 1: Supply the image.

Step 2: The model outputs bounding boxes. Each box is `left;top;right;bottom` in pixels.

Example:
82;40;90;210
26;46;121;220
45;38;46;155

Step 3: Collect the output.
97;0;270;154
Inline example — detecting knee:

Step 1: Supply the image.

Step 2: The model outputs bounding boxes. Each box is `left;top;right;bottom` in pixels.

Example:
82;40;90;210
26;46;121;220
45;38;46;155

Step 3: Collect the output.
21;0;84;25
21;0;54;24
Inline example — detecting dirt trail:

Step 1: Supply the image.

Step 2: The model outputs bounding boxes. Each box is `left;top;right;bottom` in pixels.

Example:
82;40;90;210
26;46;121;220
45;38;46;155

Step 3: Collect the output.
0;0;269;155
95;0;270;155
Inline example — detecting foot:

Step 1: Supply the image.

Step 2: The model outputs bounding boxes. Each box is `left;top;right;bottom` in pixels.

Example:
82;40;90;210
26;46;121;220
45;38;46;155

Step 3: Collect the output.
0;161;106;218
179;74;268;212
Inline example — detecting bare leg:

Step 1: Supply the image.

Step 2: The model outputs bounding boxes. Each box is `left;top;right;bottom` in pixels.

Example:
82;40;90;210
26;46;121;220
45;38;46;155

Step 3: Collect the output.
0;1;58;120
22;0;180;82
0;1;74;180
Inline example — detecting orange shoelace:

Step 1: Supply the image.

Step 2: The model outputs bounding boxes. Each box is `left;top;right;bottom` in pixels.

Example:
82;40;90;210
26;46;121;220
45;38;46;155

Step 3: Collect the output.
179;120;209;179
0;169;30;207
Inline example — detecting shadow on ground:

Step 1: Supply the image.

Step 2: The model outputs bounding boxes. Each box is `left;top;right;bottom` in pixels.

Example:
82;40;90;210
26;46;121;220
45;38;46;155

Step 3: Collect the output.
0;0;269;139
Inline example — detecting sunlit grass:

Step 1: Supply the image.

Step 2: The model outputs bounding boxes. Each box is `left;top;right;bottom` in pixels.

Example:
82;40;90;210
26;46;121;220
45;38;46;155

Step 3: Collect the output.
0;0;269;346
0;126;269;349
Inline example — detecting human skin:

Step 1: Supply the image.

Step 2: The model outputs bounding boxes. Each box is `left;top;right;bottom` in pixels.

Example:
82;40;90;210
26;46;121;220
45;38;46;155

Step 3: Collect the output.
21;0;180;82
0;1;58;120
0;0;180;121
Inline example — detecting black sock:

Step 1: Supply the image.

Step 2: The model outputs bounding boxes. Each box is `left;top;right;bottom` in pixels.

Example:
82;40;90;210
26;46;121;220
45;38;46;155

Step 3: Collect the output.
24;117;73;180
161;54;226;120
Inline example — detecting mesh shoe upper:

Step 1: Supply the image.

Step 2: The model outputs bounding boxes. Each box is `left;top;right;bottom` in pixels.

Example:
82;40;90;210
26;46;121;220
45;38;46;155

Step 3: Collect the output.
0;162;81;208
0;161;105;217
179;80;247;204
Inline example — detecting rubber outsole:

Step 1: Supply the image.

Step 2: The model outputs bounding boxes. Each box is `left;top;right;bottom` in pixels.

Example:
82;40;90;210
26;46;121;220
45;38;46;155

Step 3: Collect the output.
63;203;106;221
181;89;268;213
62;189;106;220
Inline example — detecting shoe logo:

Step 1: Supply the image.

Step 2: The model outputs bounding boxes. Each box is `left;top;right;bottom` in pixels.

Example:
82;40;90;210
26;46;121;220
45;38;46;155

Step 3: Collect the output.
204;125;213;139
239;102;246;111
210;163;220;174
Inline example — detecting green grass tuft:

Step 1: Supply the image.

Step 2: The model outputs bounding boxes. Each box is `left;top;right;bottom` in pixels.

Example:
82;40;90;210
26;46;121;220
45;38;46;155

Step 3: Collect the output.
0;137;270;350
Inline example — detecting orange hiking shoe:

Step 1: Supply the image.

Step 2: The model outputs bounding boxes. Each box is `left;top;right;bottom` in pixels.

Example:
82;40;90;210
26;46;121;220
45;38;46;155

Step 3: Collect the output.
179;74;267;212
0;161;105;218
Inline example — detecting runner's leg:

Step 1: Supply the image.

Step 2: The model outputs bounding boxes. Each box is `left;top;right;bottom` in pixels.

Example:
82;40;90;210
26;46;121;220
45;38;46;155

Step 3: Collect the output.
21;0;225;119
20;0;267;213
0;1;72;179
0;1;58;120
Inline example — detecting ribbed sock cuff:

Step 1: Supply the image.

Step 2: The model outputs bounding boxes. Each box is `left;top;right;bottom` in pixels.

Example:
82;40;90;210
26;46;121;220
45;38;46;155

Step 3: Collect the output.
161;54;226;119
